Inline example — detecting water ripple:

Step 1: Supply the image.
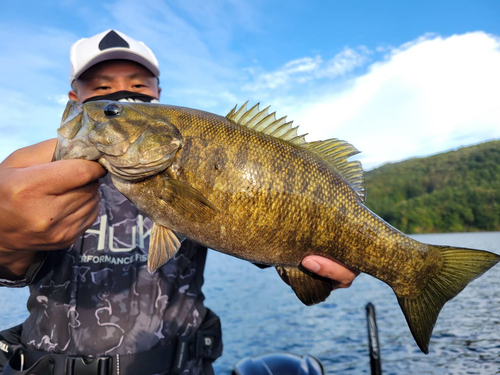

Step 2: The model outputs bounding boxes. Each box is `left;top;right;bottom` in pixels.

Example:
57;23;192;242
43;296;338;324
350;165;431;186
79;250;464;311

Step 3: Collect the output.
203;232;500;374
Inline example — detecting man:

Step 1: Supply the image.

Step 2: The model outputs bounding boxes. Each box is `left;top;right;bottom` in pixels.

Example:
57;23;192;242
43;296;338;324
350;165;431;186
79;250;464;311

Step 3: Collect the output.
0;30;357;374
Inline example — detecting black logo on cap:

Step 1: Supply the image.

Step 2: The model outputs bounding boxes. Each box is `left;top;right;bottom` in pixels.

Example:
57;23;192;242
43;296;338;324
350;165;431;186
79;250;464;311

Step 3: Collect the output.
99;30;130;50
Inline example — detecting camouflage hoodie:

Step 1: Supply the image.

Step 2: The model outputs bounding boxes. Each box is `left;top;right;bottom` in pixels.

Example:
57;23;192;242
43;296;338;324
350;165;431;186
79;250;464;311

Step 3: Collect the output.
18;174;211;372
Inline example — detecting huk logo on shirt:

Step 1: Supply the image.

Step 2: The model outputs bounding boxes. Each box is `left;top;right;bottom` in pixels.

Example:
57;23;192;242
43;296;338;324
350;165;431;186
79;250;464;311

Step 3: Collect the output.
79;214;152;265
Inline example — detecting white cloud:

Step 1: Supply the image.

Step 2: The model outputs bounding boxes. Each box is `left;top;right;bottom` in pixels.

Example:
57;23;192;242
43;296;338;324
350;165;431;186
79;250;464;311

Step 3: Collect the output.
1;3;498;176
288;32;500;170
243;47;370;92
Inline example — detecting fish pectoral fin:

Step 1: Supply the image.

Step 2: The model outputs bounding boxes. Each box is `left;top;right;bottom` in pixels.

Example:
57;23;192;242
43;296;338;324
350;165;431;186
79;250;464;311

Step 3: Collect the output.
160;177;219;222
276;266;337;306
147;223;182;273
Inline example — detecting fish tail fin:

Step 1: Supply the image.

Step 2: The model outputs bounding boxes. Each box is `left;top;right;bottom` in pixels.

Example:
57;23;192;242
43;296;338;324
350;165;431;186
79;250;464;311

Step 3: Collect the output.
397;245;499;354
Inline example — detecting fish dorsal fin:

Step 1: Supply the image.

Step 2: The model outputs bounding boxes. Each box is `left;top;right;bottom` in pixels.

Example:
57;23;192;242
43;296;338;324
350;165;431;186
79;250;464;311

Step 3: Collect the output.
226;102;365;202
305;140;365;202
226;102;308;147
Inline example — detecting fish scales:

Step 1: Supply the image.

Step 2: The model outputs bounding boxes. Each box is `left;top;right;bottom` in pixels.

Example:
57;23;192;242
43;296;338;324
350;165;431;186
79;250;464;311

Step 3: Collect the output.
168;107;433;287
54;100;500;354
150;108;401;268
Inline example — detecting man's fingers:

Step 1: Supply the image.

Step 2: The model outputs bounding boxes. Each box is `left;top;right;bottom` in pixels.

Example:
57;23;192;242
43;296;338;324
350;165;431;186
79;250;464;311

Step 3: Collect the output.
66;194;102;237
302;256;359;287
52;180;101;220
82;198;102;231
32;192;102;251
29;159;106;195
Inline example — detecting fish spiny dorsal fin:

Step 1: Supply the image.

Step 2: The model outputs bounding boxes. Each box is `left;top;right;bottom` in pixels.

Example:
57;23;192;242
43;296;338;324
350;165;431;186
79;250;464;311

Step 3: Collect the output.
246;105;271;128
226;102;308;147
306;140;366;202
229;101;249;123
226;103;365;201
239;103;261;125
226;104;238;118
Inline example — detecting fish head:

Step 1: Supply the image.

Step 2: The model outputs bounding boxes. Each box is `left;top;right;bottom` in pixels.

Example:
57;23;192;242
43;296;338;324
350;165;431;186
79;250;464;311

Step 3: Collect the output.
54;100;183;181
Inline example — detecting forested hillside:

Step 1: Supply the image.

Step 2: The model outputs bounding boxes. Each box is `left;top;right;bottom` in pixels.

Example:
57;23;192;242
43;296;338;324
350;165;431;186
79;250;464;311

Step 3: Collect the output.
364;140;500;234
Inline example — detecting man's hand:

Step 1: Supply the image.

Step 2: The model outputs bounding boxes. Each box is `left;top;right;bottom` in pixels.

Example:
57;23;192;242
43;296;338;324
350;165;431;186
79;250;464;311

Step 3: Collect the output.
302;256;359;289
0;139;106;278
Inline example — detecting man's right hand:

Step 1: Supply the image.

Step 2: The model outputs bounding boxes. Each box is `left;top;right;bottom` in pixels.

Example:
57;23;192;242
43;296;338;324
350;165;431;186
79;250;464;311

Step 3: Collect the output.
0;139;106;278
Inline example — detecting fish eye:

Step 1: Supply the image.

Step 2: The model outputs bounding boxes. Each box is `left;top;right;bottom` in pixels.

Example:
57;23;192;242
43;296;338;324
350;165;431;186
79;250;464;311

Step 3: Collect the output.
104;103;122;117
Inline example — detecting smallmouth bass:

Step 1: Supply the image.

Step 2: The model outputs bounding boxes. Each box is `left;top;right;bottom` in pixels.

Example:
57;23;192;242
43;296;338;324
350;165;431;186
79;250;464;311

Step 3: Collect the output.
54;100;500;354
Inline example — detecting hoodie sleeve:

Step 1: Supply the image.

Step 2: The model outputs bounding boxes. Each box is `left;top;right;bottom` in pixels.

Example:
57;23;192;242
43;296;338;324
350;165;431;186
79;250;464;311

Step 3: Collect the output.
0;253;47;288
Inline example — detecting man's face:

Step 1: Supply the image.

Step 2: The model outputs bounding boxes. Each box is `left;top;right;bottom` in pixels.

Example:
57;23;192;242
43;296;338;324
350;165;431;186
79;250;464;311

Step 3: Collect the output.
69;60;161;103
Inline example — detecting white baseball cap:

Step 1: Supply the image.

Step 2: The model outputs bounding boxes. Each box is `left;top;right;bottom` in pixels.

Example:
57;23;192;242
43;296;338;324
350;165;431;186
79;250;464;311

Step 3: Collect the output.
69;29;160;84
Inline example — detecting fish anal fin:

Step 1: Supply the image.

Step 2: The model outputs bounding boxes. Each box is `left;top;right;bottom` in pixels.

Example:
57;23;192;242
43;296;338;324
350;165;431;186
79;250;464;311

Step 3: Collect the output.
160;177;219;222
276;265;336;306
148;223;182;273
397;245;500;354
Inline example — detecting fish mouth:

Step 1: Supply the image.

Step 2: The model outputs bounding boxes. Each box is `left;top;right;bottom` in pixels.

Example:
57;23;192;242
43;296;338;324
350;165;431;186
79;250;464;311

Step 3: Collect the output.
101;158;173;181
98;143;180;181
55;139;101;161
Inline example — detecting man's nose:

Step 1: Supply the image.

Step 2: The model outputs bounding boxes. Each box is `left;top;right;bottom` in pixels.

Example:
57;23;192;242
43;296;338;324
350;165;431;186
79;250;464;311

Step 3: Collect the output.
114;80;129;92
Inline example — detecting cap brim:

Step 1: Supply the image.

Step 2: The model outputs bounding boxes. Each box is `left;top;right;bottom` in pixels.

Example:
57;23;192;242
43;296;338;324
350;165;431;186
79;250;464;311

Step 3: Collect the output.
73;49;160;81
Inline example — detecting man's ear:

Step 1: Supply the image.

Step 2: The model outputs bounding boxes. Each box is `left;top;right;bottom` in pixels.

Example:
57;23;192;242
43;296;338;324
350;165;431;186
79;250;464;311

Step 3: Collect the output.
157;87;161;100
68;91;79;101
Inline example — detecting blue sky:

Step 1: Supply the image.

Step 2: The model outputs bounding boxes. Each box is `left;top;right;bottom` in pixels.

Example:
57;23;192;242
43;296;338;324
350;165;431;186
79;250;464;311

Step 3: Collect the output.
1;0;499;169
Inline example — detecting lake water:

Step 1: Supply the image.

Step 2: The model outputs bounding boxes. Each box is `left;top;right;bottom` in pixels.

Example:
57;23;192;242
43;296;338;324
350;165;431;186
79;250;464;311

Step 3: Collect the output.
1;232;499;374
